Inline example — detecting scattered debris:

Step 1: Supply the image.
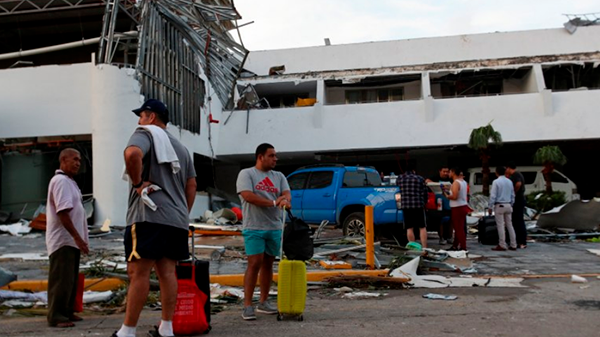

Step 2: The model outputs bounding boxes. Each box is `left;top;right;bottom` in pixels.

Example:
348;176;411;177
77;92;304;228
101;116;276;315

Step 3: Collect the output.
390;257;525;288
327;275;408;290
587;249;600;257
342;291;385;299
537;199;600;230
0;220;31;236
422;293;458;300
571;275;588;283
0;253;48;261
333;286;353;293
0;267;17;287
319;261;352;270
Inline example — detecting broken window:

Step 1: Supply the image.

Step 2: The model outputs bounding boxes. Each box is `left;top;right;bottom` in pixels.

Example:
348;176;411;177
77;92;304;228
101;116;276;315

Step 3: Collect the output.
430;67;533;99
236;81;317;109
542;63;600;92
325;74;420;105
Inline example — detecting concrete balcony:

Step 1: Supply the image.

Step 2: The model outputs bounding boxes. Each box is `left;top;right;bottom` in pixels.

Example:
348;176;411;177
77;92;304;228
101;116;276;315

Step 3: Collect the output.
216;90;600;157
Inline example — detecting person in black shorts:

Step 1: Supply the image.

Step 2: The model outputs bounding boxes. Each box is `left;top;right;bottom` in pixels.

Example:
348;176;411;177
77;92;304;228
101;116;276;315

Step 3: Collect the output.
397;163;429;249
114;99;197;337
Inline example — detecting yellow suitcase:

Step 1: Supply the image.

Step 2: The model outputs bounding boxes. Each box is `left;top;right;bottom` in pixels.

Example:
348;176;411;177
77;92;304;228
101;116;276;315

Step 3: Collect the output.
277;259;307;321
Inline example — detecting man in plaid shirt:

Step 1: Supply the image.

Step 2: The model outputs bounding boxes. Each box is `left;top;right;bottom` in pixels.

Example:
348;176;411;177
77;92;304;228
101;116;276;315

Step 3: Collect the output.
397;164;429;248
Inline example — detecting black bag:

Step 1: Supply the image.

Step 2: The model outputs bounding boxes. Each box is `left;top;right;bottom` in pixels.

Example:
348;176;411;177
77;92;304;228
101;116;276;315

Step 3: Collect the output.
283;210;314;261
478;216;500;245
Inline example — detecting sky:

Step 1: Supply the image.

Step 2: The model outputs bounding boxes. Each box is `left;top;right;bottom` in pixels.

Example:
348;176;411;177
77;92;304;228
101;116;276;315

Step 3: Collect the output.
232;0;599;51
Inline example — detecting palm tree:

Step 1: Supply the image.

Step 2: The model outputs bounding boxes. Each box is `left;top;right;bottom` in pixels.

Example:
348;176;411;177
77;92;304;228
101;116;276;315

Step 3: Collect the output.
533;146;567;194
468;123;503;196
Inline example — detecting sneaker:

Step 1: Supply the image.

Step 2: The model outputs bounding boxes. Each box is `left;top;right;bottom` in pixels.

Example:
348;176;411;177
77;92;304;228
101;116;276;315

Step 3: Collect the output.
242;306;256;320
438;239;447;245
492;245;507;251
256;300;278;314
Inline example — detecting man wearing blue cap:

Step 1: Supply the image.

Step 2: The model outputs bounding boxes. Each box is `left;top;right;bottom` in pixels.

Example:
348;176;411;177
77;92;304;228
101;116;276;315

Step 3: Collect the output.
113;99;197;337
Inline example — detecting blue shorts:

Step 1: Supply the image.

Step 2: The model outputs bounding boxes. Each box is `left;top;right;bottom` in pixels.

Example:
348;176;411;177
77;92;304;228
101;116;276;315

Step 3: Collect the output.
242;229;282;257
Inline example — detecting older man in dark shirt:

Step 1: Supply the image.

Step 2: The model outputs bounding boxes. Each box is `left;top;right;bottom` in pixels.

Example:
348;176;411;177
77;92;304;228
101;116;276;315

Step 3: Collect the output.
397;164;429;248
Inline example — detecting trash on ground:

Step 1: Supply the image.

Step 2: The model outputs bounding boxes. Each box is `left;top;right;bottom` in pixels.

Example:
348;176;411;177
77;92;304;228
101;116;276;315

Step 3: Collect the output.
571;275;588;283
422;293;458;300
537;199;600;230
342;291;385;299
0;220;32;236
389;257;525;288
0;253;48;261
333;286;353;293
327;275;409;290
319;260;353;269
586;249;600;257
0;266;17;287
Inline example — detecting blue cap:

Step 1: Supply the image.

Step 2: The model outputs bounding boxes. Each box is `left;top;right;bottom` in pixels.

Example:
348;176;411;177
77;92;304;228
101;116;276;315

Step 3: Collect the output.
132;99;169;118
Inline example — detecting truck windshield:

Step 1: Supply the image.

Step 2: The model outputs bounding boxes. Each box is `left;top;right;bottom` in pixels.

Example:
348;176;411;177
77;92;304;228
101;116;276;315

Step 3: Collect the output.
343;170;382;187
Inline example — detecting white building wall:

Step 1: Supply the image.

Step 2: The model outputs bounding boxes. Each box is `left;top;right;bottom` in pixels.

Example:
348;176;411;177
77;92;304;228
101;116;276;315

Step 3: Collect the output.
245;26;600;76
0;63;93;138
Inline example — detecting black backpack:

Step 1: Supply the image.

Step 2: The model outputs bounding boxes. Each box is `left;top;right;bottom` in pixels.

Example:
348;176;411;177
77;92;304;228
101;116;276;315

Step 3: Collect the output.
282;210;314;261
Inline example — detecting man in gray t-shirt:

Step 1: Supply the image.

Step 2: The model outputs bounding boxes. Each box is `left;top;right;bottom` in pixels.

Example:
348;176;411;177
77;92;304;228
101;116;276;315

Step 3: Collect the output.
236;143;291;320
116;99;197;337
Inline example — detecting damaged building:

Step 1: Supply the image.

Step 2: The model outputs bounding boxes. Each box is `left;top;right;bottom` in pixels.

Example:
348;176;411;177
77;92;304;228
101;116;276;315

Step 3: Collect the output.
1;2;600;227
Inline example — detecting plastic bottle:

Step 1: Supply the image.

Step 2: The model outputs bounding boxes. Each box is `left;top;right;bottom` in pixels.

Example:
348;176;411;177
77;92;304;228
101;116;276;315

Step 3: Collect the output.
437;198;442;211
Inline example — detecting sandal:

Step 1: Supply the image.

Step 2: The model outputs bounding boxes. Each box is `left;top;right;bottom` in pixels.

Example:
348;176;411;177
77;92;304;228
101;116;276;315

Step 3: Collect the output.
519;244;527;249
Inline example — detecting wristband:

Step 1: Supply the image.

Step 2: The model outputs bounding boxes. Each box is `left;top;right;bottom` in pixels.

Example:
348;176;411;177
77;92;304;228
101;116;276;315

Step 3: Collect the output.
132;180;143;188
273;200;276;207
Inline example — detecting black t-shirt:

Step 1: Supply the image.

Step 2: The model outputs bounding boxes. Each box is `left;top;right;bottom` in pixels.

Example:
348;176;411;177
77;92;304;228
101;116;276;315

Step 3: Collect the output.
510;171;526;197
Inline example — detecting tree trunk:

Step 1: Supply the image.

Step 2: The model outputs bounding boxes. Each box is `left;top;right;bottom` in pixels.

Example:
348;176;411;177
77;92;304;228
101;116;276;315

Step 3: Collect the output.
481;150;490;197
543;163;554;194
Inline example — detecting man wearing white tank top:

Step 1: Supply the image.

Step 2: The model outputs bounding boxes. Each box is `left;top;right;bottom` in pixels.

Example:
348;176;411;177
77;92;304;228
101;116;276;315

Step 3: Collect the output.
442;167;469;251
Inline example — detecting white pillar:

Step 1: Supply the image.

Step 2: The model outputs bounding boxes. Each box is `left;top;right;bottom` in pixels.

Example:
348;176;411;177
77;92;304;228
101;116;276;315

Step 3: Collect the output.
421;72;434;122
90;65;141;228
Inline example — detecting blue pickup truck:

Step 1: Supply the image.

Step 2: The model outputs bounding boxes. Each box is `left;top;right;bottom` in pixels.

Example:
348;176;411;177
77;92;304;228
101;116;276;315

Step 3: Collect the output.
286;165;403;237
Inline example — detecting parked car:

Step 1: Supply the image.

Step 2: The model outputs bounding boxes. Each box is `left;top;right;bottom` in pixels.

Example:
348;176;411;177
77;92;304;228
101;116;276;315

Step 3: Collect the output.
286;165;403;237
467;166;579;200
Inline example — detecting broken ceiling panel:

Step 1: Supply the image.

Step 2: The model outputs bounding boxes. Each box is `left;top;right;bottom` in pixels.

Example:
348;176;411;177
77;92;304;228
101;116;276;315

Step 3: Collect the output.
97;0;248;134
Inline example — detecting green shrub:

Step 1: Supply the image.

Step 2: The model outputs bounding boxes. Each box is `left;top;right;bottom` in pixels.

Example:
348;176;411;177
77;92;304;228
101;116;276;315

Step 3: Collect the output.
526;191;566;213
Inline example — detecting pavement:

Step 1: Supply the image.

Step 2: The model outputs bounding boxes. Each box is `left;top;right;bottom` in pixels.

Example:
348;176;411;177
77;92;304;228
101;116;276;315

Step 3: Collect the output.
2;228;600;336
1;278;600;337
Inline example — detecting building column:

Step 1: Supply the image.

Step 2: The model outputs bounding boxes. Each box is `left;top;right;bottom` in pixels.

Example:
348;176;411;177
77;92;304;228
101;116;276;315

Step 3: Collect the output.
532;64;554;116
90;64;140;228
313;79;324;128
421;72;434;122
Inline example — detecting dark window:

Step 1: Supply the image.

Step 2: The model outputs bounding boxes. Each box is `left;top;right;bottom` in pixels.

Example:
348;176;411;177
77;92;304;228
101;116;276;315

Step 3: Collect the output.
288;173;309;190
522;172;537;185
474;173;498;185
307;171;334;189
343;170;382;187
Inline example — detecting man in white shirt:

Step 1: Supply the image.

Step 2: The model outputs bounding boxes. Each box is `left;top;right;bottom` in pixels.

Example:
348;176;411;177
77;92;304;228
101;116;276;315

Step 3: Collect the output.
488;166;516;251
45;148;89;328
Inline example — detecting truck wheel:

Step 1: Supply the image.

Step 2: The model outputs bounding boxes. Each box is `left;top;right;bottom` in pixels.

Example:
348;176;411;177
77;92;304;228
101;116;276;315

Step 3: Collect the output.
343;212;365;237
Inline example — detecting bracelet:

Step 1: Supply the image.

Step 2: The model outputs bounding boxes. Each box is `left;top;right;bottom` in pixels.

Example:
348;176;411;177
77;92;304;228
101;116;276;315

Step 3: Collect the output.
272;200;277;207
132;180;143;188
